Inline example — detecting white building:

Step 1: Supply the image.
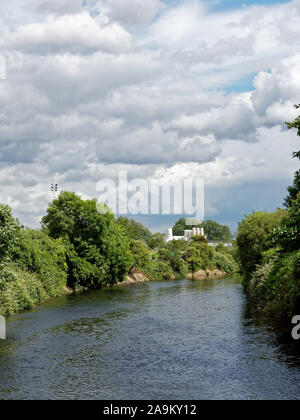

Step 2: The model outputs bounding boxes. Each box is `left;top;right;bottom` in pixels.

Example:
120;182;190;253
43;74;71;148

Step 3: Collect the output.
165;227;205;243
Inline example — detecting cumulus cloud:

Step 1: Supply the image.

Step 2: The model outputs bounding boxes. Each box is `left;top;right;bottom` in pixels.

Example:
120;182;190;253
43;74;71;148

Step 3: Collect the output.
166;101;257;142
0;13;132;55
34;0;83;16
92;0;164;29
251;54;300;125
0;0;300;229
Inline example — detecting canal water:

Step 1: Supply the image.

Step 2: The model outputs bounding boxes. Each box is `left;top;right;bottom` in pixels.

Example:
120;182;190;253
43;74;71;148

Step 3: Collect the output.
0;277;299;400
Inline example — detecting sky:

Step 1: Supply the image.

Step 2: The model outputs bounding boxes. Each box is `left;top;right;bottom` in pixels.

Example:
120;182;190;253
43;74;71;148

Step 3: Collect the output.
0;0;300;233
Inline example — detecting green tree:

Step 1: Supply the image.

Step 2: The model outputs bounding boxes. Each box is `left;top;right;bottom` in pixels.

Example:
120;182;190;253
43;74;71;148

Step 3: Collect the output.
269;104;300;252
235;106;300;320
214;252;238;274
0;204;20;264
130;240;151;271
116;217;152;242
42;192;133;289
284;170;300;208
169;252;189;277
104;223;134;286
286;104;300;149
195;242;215;270
235;210;287;287
185;246;202;275
158;248;170;262
202;220;231;242
285;104;300;207
166;239;189;252
215;243;231;255
146;233;165;250
12;229;68;295
173;218;187;236
271;195;300;252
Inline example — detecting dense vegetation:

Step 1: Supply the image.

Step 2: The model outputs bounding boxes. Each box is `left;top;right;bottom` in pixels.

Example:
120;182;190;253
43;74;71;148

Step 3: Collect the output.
0;207;68;316
0;194;235;316
173;218;232;242
41;192;133;290
235;105;300;320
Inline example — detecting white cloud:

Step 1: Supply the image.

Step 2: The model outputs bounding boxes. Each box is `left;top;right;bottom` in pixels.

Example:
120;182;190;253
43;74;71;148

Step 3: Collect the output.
251;54;300;125
0;13;132;55
166;100;256;141
34;0;83;16
92;0;164;29
0;0;300;229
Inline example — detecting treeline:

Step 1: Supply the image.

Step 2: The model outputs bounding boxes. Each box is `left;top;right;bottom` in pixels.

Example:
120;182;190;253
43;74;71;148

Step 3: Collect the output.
235;105;300;320
0;192;235;316
173;218;232;242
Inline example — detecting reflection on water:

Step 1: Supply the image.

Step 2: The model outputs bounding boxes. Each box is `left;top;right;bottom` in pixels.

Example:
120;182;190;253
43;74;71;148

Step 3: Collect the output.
0;277;299;400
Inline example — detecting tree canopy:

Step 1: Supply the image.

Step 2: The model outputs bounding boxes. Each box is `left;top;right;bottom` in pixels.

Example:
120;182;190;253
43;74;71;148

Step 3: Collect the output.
146;233;165;250
42;192;132;289
235;210;287;284
0;204;20;263
116;216;152;242
285;104;300;207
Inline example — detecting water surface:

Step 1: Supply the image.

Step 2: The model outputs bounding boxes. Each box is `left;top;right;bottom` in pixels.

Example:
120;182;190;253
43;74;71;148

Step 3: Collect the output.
0;277;299;400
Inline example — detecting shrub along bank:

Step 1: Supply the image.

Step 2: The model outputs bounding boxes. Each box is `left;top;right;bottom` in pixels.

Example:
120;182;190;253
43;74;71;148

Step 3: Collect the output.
235;106;300;320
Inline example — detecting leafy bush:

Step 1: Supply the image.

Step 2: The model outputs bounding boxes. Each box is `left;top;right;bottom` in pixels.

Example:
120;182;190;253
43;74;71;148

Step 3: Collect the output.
146;233;165;250
169;253;189;278
214;252;238;274
12;229;68;295
249;262;274;304
270;194;300;253
215;243;232;255
185;246;203;274
0;262;67;317
235;210;287;288
249;251;300;319
186;241;215;271
0;204;21;263
166;239;189;252
146;260;174;281
64;244;105;290
130;240;151;272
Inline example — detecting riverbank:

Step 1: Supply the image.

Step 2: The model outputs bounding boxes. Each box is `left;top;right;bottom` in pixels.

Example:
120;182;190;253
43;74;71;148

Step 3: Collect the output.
0;264;228;317
0;265;150;317
0;262;71;317
187;269;226;279
235;210;300;322
122;269;150;285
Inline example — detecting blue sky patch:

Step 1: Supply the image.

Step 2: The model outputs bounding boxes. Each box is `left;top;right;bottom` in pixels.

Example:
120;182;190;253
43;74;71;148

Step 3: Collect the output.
224;73;257;93
162;0;291;12
210;0;291;12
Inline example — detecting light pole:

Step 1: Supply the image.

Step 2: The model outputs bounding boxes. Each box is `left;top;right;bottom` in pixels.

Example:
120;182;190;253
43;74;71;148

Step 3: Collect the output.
51;184;58;201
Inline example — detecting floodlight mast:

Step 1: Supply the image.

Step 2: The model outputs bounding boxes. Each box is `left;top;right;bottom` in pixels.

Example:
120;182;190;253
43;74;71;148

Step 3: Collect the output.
50;184;58;201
